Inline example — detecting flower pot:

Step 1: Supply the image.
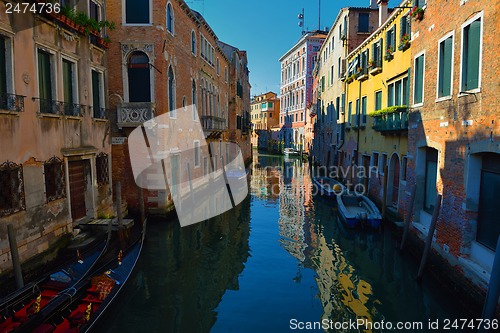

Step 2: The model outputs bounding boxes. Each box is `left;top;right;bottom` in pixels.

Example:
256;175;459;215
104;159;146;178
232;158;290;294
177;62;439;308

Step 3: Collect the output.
414;11;424;21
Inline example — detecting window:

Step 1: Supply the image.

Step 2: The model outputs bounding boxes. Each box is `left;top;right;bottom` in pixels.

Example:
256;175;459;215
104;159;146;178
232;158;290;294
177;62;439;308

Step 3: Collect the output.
400;15;410;43
168;66;176;117
388;83;394;107
0;36;8;99
330;65;334;85
96;153;109;186
44;157;65;202
166;3;174;34
358;13;370;33
380;153;388;175
200;34;214;66
438;34;453;98
386;25;396;55
401;156;407;181
388;77;409;107
335;97;340;121
38;49;54;112
338;57;341;77
62;59;77;116
194;141;200;167
216;58;220;76
414;53;425;104
347;101;352;125
0;161;25;216
355;99;360;126
372;152;379;171
372;38;382;68
375;90;382;111
424;148;438;213
191;31;196;54
414;0;427;7
128;51;151;102
92;69;105;118
361;49;369;70
361;96;367;125
126;0;150;24
225;67;228;82
192;80;198;120
203;156;209;176
461;15;482;92
90;1;100;22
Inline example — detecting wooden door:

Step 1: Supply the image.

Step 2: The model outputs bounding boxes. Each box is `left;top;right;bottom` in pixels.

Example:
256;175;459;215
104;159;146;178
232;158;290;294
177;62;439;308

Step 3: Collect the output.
68;160;87;220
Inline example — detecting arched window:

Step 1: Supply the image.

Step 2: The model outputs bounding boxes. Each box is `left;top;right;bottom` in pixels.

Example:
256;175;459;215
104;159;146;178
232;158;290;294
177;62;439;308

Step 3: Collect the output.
168;66;176;117
166;3;174;34
128;51;150;102
192;80;198;120
191;31;196;54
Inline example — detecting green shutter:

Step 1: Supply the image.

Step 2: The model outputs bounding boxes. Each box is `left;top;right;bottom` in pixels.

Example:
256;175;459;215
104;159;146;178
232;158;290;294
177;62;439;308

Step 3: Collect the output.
375;91;382;110
92;70;100;111
0;37;6;96
38;50;52;101
62;60;73;105
414;55;424;103
463;19;481;91
439;37;452;97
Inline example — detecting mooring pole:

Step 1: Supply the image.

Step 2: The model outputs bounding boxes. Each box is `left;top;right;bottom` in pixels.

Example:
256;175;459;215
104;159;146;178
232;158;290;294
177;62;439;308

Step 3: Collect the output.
480;235;500;331
138;180;145;227
417;194;442;281
382;164;388;219
116;182;123;230
7;224;24;289
400;185;417;251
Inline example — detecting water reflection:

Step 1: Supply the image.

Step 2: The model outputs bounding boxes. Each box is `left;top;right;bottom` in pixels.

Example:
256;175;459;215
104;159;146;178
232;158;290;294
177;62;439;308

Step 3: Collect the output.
101;197;251;333
102;152;468;333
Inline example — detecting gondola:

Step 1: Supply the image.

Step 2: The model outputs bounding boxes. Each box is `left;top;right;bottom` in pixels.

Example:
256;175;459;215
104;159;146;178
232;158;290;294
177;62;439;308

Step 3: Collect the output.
17;220;146;333
0;231;110;333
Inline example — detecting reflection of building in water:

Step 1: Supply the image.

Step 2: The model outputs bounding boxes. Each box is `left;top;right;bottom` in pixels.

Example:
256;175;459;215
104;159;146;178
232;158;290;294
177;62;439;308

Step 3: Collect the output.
127;198;251;333
278;158;313;262
250;157;280;203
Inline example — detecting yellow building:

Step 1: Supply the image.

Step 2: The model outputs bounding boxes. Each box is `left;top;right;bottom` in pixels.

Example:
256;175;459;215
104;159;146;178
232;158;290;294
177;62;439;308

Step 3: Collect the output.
250;92;280;150
344;0;412;217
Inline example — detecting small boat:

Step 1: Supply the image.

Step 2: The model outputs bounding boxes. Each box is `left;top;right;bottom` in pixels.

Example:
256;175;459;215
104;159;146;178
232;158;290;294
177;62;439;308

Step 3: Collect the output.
336;193;382;229
283;148;300;156
312;177;346;198
18;221;146;333
0;233;109;333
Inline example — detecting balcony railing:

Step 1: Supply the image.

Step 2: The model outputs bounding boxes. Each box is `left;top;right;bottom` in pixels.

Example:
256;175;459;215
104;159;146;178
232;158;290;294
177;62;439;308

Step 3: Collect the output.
117;102;155;128
0;93;25;112
372;108;408;133
369;59;383;75
201;115;227;132
93;107;109;120
34;98;85;116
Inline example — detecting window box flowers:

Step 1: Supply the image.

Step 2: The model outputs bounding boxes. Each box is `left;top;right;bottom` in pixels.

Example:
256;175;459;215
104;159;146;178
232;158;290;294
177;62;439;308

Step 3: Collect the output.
398;33;411;51
410;6;424;21
384;46;394;61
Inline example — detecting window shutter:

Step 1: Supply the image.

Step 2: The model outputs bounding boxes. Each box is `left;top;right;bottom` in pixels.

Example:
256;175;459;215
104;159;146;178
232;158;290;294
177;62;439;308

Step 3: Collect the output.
465;19;481;90
371;42;376;62
0;37;6;95
400;17;405;40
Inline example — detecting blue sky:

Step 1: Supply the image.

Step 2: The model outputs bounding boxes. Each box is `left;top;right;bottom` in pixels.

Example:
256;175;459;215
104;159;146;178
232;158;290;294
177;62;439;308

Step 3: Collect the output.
187;0;382;96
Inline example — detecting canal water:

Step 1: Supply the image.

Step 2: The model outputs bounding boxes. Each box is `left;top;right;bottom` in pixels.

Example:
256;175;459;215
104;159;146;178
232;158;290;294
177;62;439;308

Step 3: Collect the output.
101;153;470;333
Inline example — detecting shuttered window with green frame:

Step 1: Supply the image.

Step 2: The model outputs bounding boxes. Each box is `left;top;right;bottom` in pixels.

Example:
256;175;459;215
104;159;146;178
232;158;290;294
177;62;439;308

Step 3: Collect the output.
62;59;74;105
0;36;6;97
38;49;52;101
414;54;425;104
438;36;453;97
461;18;481;91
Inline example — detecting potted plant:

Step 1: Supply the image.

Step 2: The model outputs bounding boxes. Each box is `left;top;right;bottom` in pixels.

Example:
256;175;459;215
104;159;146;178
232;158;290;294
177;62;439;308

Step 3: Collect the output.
385;46;394;61
410;6;424;21
368;59;375;68
398;33;411;51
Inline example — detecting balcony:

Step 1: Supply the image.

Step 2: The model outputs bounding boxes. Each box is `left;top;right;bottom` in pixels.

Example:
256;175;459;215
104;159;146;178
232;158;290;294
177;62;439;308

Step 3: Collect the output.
117;102;155;128
356;67;369;81
201;115;227;132
0;93;25;113
93;107;109;120
369;59;382;75
34;98;85;116
372;107;408;134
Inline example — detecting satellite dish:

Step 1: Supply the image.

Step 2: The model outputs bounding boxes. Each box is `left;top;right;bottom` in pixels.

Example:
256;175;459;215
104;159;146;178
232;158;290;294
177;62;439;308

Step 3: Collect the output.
298;22;303;27
298;14;304;19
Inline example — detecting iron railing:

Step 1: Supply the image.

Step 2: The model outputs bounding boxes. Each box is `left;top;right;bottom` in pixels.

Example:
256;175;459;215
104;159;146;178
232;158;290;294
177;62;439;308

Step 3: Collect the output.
117;102;155;128
201;115;227;131
34;98;85;116
93;107;109;120
0;93;25;112
373;109;408;132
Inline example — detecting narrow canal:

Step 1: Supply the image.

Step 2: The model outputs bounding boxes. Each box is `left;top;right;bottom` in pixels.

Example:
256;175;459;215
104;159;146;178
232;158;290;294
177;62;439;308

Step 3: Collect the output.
102;153;470;333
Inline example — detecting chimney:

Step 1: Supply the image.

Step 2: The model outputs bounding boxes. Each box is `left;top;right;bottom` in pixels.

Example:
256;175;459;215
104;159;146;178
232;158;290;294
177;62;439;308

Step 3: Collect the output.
370;0;377;9
378;0;389;27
